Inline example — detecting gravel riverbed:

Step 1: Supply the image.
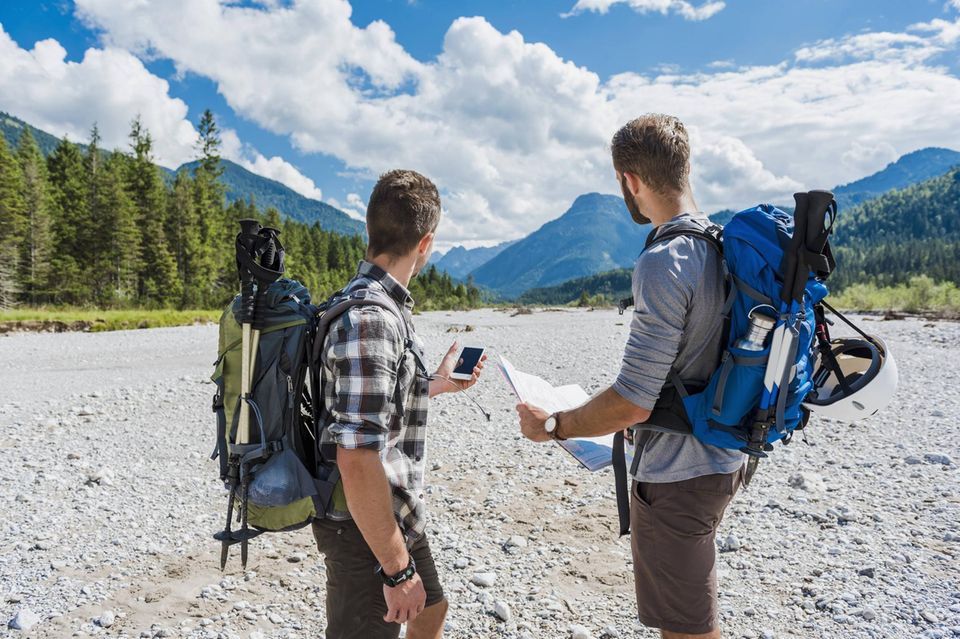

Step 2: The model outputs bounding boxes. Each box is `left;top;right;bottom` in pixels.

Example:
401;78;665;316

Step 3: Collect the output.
0;308;957;639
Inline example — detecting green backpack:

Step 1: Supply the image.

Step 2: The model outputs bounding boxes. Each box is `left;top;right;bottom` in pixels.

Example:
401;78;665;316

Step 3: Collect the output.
211;273;421;569
211;278;321;566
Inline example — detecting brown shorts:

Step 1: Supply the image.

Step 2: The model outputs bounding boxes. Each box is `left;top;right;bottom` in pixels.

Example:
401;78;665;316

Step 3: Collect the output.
630;468;743;635
312;518;445;639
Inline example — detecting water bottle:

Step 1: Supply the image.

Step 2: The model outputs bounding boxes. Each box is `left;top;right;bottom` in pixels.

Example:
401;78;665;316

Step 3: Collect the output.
735;307;777;351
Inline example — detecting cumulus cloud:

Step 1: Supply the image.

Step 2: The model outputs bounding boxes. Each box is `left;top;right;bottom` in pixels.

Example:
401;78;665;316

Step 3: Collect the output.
0;26;197;166
562;0;725;21
70;0;960;246
0;25;333;204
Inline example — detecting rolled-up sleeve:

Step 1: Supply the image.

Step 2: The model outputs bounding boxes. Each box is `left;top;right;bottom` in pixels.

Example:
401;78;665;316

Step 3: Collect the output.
326;307;403;451
612;241;695;410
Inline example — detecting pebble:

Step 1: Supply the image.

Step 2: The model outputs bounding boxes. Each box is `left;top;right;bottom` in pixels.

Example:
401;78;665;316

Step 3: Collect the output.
493;601;511;622
97;610;115;628
570;624;592;639
722;533;741;552
7;608;40;630
470;572;497;587
454;557;469;569
921;610;940;624
505;535;528;549
923;453;953;466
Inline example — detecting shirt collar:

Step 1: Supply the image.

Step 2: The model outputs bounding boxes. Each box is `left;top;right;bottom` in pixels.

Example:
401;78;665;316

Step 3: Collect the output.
357;260;415;309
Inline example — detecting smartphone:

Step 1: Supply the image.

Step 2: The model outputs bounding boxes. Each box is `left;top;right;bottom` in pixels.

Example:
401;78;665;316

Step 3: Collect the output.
451;346;485;381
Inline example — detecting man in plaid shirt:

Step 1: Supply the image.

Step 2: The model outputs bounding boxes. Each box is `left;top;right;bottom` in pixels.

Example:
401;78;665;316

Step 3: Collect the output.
313;170;486;639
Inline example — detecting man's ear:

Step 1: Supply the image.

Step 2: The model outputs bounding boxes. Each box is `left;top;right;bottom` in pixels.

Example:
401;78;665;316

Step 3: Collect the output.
622;171;644;198
418;231;435;255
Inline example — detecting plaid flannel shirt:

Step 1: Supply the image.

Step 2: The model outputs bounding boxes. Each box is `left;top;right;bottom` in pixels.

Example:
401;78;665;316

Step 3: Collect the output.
319;261;430;543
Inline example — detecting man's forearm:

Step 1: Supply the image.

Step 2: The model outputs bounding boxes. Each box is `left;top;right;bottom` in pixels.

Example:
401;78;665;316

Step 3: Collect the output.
558;387;651;439
337;447;409;574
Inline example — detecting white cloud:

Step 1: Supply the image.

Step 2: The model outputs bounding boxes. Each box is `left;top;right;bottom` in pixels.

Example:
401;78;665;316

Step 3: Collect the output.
562;0;726;21
69;0;960;247
0;26;197;166
326;192;366;220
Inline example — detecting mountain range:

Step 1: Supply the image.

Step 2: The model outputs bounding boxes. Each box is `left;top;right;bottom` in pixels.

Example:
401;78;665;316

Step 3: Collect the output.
0;111;364;236
441;146;960;300
469;193;652;298
429;240;517;279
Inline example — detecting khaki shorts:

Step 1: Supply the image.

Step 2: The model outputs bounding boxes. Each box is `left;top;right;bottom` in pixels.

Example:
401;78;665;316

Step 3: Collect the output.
312;519;445;639
630;468;743;635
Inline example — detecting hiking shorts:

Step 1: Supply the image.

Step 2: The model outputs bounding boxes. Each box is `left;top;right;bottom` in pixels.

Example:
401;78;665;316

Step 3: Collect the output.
312;518;445;639
630;468;743;635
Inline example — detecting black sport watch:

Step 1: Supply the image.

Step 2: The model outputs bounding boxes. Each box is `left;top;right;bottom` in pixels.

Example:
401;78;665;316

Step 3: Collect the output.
376;556;417;587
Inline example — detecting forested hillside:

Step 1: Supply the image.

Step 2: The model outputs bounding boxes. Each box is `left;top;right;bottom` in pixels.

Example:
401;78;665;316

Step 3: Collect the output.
0;111;479;311
0;111;364;237
830;168;960;290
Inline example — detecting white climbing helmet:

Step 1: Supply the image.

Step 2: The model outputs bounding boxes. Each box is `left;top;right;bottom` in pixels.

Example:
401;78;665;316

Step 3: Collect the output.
803;335;898;422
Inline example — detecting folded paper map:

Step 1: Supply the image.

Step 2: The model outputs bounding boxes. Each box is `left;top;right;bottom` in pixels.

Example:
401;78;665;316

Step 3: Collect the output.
498;356;632;472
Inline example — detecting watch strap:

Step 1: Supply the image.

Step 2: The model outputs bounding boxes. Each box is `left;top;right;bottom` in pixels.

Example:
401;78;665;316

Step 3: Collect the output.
377;556;417;587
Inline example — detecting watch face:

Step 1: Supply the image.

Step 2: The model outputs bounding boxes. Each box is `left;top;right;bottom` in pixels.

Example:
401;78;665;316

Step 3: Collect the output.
545;416;556;432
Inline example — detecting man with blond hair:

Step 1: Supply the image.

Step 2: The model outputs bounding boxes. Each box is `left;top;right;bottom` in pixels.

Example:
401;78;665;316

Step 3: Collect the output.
518;115;744;639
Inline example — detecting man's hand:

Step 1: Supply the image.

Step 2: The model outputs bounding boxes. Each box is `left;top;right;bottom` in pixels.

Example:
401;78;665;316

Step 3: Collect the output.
430;341;487;397
383;573;426;624
517;402;553;442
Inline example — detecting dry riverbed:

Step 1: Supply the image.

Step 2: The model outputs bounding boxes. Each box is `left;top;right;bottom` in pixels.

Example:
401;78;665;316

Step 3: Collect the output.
0;309;957;639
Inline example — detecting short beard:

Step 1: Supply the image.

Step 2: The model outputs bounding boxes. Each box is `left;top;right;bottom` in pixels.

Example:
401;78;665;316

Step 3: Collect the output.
620;175;651;225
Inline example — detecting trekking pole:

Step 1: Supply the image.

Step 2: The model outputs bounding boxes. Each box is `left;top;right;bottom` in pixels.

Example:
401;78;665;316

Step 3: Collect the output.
742;193;810;481
236;220;262;444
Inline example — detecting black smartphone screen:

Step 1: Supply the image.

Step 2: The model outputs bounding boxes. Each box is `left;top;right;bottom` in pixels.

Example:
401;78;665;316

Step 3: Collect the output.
453;347;484;375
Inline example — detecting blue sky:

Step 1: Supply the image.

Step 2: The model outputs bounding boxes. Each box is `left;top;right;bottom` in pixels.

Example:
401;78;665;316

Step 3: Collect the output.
2;0;959;248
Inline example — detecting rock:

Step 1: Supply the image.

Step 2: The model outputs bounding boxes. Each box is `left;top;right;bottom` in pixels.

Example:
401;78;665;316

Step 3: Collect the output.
924;453;953;466
945;532;960;542
861;608;877;621
570;624;592;639
8;608;40;631
904;455;923;465
505;535;528;550
921;610;939;624
471;572;497;587
85;468;114;486
97;610;115;628
250;631;266;639
454;557;469;569
721;533;741;552
760;630;775;639
600;626;620;638
268;612;283;624
857;567;876;578
787;472;824;492
287;552;307;563
493;601;511;622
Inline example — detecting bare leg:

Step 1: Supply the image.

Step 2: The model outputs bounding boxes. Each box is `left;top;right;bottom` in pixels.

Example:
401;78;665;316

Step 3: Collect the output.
662;628;721;639
406;598;448;639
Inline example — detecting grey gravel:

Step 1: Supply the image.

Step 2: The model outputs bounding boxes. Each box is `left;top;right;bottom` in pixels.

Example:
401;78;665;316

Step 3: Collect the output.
0;310;957;639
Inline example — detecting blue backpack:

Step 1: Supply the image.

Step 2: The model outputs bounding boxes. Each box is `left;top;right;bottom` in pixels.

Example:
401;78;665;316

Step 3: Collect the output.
612;194;838;535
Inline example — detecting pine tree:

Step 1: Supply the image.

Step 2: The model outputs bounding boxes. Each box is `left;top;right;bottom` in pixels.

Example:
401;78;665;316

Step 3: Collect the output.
47;137;90;304
0;135;26;308
16;129;53;304
93;153;140;304
127;116;179;306
168;170;204;307
192;109;228;306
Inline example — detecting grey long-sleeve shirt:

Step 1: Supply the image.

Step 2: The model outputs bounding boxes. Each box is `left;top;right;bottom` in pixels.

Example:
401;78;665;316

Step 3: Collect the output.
612;213;744;483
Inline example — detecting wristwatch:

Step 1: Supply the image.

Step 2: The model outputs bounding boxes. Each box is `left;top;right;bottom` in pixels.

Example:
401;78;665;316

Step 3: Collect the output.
544;414;566;441
376;556;417;587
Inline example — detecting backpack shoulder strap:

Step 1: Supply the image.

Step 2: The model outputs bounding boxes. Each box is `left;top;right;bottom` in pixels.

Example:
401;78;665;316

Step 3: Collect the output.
643;222;723;255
